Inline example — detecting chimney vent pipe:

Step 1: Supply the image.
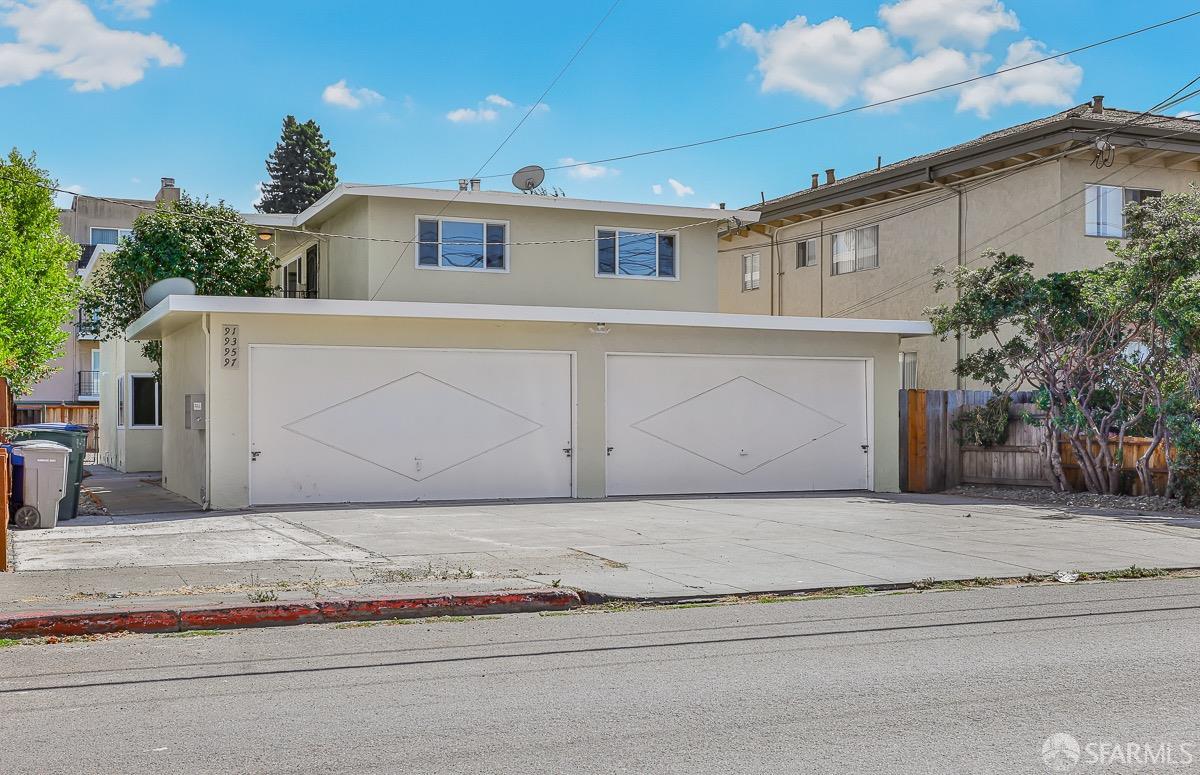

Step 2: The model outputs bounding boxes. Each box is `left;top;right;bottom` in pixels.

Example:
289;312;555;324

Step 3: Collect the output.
825;168;836;185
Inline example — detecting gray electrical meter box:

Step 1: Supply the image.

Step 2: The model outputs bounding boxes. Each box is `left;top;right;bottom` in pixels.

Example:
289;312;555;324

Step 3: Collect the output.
185;394;206;430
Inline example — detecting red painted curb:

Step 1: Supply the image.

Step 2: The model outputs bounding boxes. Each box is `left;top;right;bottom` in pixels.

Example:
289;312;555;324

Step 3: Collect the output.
0;609;178;638
0;589;582;639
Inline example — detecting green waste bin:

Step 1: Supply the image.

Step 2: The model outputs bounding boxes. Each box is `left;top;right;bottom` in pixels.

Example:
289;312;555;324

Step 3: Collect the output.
15;423;89;521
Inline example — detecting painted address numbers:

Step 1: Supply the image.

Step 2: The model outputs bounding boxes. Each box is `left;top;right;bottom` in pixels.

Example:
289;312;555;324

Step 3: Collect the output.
222;324;240;369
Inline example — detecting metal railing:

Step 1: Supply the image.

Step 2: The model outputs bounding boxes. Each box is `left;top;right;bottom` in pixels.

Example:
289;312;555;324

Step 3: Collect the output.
77;309;101;339
279;288;319;299
78;370;99;398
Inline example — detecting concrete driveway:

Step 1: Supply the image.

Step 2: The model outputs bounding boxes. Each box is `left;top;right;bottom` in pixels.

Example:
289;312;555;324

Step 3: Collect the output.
10;490;1200;601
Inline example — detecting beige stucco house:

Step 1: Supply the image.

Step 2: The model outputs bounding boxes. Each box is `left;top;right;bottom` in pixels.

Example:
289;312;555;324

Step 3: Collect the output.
127;185;928;509
718;98;1200;390
31;178;180;471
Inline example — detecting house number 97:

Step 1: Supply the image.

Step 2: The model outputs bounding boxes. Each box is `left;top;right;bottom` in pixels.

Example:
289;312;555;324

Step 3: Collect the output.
222;324;240;369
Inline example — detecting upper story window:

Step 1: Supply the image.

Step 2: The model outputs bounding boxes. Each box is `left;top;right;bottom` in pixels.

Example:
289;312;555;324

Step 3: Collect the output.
832;225;878;276
742;252;761;291
282;243;319;298
90;227;132;245
796;237;819;268
1084;184;1161;238
417;217;507;271
596;228;677;279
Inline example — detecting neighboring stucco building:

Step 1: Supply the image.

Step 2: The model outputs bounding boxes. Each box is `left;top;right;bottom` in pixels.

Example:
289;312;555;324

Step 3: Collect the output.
717;98;1200;390
23;178;180;470
128;185;928;509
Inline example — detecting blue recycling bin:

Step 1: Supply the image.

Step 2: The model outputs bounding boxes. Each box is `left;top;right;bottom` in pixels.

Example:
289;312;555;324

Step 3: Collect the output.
2;443;25;519
15;423;89;520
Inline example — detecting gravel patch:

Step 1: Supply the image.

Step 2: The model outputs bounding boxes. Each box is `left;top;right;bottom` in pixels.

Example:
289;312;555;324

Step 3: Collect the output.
77;489;107;517
947;484;1200;516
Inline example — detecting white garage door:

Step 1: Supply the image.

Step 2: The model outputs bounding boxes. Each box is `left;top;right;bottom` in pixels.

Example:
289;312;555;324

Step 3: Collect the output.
606;354;870;496
249;346;572;505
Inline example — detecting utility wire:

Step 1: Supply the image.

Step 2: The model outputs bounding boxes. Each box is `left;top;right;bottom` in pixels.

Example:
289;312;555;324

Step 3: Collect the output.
367;0;622;299
830;121;1200;319
350;9;1200;189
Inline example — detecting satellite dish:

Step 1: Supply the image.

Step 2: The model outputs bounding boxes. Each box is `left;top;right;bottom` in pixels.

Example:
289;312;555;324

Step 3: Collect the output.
143;277;196;309
512;164;546;192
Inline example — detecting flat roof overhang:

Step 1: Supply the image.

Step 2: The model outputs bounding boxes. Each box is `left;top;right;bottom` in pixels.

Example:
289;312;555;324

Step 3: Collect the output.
126;296;932;341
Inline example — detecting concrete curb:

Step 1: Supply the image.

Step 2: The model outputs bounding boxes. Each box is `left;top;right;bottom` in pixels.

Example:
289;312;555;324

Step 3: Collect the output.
0;589;582;639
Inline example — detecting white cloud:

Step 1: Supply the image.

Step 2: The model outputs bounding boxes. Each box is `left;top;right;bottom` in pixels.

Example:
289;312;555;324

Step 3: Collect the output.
1178;110;1198;119
532;101;550;113
651;183;663;195
707;202;722;209
105;0;156;19
446;106;499;123
879;0;1018;52
251;181;265;210
559;157;616;180
863;47;985;105
722;15;901;108
957;38;1082;118
485;93;513;107
0;0;183;91
667;178;694;197
725;7;1081;119
322;79;383;109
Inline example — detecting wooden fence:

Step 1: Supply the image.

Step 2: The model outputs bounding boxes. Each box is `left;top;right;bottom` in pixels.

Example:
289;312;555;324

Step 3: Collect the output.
900;389;1170;494
41;404;99;453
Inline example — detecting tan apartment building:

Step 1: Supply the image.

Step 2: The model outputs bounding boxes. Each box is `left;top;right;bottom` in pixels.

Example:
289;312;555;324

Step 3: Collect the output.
718;98;1200;390
17;178;179;470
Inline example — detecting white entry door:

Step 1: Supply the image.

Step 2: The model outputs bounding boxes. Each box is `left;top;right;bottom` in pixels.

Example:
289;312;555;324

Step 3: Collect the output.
606;354;870;496
250;346;572;505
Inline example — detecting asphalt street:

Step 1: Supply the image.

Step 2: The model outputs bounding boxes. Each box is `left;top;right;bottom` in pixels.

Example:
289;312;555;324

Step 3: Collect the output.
3;578;1199;774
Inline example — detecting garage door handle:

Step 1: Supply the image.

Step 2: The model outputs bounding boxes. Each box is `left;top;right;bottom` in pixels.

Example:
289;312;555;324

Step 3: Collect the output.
861;444;870;453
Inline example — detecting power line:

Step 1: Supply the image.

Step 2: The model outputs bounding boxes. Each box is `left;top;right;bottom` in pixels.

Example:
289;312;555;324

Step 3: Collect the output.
828;122;1200;319
367;0;622;299
352;9;1200;189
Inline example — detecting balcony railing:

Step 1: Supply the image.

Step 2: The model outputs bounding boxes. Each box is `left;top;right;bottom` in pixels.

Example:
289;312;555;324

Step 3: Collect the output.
78;370;99;399
77;310;101;339
279;288;319;299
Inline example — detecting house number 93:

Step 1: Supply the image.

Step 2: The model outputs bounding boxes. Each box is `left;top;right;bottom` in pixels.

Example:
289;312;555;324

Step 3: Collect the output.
222;324;240;369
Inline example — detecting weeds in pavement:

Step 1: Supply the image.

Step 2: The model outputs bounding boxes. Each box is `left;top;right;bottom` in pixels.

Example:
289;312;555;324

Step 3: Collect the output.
156;630;225;639
0;638;17;649
1076;565;1167;581
247;589;279;603
370;562;477;584
333;621;380;629
550;579;562;588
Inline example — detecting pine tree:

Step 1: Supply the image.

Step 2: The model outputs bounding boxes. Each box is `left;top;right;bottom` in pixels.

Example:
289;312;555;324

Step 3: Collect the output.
257;115;338;214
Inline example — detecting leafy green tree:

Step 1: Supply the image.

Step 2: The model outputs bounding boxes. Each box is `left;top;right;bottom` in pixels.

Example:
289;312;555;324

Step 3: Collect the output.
256;115;338;214
0;149;79;397
84;194;278;365
927;188;1200;496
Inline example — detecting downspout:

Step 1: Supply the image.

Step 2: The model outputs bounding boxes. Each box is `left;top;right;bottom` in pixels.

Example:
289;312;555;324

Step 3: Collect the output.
773;227;783;316
932;180;966;390
768;227;777;316
819;219;825;317
201;312;212;511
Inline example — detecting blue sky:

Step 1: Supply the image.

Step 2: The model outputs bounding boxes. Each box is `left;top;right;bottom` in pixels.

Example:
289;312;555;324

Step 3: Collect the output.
2;0;1198;213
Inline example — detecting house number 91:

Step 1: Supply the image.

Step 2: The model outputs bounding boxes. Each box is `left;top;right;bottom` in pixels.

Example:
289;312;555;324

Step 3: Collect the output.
222;324;240;369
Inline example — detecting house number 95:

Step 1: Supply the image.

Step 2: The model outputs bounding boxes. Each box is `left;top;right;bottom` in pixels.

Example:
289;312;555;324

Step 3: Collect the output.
222;324;240;369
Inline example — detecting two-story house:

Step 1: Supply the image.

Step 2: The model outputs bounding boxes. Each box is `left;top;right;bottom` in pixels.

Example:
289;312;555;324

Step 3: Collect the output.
127;184;928;509
18;178;179;468
717;98;1200;390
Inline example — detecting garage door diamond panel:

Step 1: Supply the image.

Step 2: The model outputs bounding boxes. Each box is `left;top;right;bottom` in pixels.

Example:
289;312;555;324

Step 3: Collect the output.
631;376;845;474
284;371;543;481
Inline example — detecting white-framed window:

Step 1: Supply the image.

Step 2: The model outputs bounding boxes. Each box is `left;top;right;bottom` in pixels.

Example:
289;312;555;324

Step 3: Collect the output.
1084;184;1161;238
742;252;761;291
900;352;918;390
832;225;879;276
796;237;819;268
281;243;320;298
596;227;678;279
128;373;161;428
416;216;508;271
90;227;132;245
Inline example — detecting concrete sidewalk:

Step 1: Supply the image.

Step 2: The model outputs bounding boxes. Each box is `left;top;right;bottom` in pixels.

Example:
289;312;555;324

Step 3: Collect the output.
5;488;1200;615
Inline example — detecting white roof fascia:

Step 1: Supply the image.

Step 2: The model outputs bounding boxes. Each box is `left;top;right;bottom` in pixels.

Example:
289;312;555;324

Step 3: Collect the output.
127;295;932;341
264;184;762;229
